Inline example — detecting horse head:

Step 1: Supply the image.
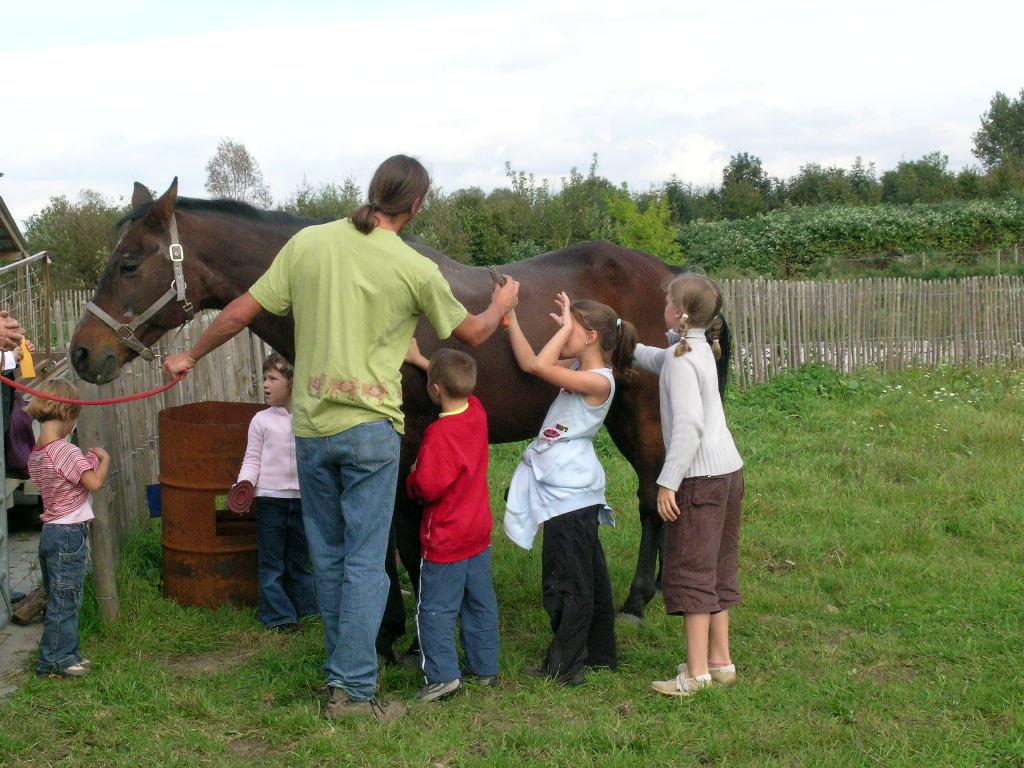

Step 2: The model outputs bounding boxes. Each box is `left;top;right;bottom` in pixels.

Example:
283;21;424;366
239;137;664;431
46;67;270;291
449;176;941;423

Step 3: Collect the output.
70;179;202;383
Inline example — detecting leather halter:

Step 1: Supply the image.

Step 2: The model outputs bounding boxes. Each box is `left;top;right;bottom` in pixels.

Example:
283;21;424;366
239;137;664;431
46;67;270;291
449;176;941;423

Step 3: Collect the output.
85;213;195;362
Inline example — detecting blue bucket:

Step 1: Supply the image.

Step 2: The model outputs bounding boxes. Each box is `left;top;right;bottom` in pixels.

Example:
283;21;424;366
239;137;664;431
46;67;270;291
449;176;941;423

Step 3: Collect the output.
147;483;162;518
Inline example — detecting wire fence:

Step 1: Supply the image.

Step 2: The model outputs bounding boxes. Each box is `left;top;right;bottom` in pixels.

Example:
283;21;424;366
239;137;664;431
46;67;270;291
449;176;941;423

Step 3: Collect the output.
0;252;53;357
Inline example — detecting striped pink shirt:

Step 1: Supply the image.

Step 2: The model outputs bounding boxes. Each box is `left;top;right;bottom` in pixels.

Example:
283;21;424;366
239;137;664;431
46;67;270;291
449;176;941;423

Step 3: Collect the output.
28;439;100;524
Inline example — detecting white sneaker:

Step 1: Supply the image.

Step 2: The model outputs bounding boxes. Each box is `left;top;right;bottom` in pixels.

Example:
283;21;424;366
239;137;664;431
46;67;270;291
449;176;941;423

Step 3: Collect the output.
676;662;737;686
651;672;712;697
60;663;90;678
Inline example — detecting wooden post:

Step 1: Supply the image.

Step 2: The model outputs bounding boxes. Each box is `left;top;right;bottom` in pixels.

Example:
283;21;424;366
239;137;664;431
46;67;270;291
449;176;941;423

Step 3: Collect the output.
76;412;119;625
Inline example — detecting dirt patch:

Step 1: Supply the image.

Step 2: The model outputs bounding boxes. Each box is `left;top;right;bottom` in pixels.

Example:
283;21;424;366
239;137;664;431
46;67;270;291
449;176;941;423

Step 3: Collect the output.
227;735;274;762
857;661;919;684
165;647;261;677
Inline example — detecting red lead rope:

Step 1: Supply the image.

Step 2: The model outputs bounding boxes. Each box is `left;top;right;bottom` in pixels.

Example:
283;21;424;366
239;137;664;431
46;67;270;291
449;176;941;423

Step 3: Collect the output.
0;371;187;406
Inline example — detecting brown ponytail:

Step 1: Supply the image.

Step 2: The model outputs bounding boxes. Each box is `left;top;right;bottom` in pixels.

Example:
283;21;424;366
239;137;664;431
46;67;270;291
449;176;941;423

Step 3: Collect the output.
571;300;638;382
351;154;431;235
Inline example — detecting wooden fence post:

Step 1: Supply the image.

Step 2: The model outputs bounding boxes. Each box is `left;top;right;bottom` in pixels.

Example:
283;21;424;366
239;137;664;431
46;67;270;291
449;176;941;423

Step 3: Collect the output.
76;415;119;625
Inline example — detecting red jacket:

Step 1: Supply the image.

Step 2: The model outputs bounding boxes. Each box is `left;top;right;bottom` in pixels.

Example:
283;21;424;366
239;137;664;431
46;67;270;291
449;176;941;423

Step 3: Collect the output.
406;396;492;563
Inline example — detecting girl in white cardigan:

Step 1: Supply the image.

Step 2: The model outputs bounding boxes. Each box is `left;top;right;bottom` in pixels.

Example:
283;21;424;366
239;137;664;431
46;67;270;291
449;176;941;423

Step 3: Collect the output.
633;275;745;697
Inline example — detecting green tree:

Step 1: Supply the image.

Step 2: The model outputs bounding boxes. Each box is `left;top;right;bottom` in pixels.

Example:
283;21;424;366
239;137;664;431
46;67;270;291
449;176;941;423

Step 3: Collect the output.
662;177;721;223
721;152;772;218
880;152;957;204
23;190;127;290
279;177;361;220
849;157;883;204
204;138;273;207
786;163;855;206
979;155;1024;197
972;88;1024;170
605;188;683;262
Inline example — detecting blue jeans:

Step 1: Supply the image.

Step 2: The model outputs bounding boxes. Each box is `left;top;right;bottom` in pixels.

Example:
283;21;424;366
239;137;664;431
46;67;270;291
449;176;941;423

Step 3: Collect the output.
417;547;500;683
37;522;89;674
256;497;318;628
295;420;401;701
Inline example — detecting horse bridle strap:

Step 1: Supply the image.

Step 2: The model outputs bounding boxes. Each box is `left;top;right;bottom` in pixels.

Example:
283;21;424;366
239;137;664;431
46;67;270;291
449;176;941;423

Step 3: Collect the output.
85;212;195;362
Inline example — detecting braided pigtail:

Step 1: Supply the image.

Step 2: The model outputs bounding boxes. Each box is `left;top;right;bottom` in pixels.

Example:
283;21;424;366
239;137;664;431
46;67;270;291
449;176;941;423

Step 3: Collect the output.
707;313;723;361
674;313;692;357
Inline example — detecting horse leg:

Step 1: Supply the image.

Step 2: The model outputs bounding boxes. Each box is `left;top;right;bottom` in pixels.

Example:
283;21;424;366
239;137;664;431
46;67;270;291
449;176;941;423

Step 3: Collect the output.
604;382;666;620
376;442;424;661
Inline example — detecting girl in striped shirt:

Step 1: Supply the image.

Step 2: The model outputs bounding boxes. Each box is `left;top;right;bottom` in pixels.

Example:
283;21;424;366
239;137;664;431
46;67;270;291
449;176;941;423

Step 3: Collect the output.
26;379;110;678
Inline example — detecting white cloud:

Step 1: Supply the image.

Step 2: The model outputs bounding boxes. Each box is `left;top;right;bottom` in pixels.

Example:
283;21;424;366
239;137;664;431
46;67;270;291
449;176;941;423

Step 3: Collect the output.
1;0;1022;222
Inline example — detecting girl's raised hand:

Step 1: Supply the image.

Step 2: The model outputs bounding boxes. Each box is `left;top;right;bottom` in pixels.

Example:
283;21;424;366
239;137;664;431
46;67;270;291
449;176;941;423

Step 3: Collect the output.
549;291;573;329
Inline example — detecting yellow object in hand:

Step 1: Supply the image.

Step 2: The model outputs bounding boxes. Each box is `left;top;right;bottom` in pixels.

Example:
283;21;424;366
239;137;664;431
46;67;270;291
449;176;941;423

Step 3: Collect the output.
19;338;35;379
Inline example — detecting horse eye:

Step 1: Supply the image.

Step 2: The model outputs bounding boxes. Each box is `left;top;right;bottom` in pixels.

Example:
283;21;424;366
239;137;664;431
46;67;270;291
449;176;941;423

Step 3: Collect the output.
120;260;140;275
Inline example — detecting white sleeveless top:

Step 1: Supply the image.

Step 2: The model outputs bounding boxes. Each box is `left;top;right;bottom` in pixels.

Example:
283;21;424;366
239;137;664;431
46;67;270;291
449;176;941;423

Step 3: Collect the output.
503;367;616;550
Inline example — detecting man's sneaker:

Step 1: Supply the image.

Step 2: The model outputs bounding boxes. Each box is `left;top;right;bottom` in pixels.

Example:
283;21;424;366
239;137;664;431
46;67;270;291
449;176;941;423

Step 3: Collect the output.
676;662;737;686
471;674;500;687
326;697;407;723
651;672;712;697
415;679;462;704
79;659;93;669
59;663;90;679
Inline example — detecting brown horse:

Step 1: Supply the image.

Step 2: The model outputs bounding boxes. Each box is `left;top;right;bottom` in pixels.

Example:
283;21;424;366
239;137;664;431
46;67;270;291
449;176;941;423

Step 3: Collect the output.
69;180;730;652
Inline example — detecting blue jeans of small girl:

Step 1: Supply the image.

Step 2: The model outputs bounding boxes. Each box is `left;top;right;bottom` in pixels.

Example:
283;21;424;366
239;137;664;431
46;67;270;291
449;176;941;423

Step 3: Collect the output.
256;497;318;628
36;522;89;675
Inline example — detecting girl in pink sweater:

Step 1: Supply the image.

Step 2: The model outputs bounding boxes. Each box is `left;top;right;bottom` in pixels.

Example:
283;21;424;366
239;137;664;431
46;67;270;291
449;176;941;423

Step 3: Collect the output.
234;354;318;630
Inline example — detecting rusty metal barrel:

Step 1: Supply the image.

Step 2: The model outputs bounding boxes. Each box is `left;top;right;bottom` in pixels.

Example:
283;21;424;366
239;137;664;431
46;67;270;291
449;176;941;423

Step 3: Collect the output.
159;401;266;608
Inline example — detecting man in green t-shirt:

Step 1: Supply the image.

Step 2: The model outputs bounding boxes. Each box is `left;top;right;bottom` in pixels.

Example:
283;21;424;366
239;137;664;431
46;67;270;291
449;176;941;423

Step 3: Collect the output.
164;155;519;722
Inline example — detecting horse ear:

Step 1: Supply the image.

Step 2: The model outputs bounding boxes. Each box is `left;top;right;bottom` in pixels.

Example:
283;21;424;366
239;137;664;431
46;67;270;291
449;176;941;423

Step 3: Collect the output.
131;182;154;209
145;178;179;228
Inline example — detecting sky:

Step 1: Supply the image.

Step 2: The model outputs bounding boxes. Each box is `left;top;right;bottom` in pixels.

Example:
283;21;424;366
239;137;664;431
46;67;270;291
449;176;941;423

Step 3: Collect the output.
1;0;1021;224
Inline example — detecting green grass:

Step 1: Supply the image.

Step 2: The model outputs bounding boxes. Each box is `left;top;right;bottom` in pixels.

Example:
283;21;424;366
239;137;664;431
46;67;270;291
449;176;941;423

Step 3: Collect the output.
2;365;1023;767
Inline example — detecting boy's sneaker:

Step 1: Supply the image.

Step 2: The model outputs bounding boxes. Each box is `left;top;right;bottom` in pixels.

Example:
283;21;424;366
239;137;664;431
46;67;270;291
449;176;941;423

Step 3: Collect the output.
326;696;406;723
651;672;712;697
471;674;500;687
523;663;586;686
415;678;462;704
676;662;737;686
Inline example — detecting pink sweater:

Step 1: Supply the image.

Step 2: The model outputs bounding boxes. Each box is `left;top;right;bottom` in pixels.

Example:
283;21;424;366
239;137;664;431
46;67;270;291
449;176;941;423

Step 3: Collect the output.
237;406;300;498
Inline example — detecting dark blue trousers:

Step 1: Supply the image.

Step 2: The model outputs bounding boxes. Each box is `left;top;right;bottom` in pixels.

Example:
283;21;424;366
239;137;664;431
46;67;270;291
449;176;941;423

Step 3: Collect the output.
417;547;500;683
256;497;318;628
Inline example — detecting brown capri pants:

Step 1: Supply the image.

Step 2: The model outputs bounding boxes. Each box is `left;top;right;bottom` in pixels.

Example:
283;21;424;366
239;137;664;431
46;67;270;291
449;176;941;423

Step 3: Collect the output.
662;468;744;615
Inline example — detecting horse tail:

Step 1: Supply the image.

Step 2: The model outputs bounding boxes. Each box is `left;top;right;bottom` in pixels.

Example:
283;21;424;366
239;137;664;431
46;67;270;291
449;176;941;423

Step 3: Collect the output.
715;313;732;399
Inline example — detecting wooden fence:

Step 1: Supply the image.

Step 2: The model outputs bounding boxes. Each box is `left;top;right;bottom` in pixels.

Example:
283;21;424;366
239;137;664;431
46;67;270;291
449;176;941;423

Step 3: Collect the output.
47;274;1024;559
721;275;1024;386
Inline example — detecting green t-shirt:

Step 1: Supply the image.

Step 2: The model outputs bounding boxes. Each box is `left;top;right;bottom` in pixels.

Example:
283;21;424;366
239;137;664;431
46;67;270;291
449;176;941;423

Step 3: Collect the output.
249;219;468;437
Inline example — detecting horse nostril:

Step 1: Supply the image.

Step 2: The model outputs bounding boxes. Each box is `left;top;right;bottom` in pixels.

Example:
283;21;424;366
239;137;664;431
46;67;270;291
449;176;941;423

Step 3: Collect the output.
71;346;90;370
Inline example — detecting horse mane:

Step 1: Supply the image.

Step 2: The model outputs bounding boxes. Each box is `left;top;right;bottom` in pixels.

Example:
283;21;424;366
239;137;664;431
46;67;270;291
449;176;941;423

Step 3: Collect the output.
116;197;320;230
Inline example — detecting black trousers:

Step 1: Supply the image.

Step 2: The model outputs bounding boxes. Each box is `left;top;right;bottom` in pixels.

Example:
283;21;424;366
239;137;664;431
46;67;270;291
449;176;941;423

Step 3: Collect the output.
541;505;617;681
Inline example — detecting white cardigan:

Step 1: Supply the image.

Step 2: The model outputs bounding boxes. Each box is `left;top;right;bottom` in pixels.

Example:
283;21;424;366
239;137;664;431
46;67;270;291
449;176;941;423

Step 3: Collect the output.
634;331;743;490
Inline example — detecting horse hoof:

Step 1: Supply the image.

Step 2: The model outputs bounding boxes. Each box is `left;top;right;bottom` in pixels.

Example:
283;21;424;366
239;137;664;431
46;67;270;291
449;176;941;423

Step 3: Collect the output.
616;612;642;626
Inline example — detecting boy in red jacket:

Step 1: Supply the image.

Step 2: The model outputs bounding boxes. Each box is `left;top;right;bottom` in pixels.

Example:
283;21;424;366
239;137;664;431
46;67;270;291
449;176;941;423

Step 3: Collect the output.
406;349;499;703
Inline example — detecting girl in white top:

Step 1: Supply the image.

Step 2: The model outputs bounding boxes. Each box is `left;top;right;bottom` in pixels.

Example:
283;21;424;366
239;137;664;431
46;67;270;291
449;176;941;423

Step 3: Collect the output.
632;274;745;697
504;292;637;684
